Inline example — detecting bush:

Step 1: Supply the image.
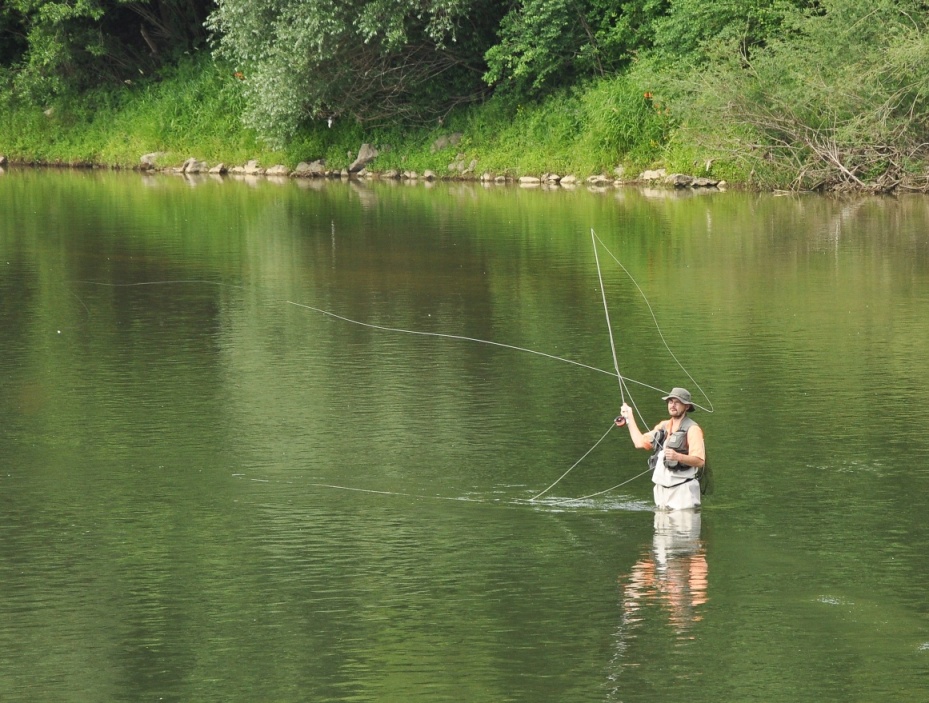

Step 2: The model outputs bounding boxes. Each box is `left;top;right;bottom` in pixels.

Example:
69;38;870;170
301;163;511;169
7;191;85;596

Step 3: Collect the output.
206;0;502;146
580;77;674;169
673;0;929;190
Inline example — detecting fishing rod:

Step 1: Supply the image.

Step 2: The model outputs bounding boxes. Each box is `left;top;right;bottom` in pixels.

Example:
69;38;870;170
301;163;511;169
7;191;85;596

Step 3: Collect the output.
590;227;632;425
591;231;714;414
591;227;625;402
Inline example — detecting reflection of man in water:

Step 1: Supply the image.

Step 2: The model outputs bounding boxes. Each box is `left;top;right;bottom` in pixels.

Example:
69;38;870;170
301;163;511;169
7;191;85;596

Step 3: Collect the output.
621;511;708;634
618;387;706;510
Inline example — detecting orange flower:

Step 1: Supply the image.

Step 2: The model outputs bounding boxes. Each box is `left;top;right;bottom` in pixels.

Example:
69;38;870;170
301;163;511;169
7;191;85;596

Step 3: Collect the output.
643;92;653;99
234;72;245;80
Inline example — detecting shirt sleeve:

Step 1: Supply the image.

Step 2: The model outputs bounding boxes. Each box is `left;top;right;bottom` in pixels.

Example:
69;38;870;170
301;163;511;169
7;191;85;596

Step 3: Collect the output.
686;425;706;461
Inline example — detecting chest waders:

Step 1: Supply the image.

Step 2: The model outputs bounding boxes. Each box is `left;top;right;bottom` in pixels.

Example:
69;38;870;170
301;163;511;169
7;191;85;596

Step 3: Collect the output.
650;416;710;495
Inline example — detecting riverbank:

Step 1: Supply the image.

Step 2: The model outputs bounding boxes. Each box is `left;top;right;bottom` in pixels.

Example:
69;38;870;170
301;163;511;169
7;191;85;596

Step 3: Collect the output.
5;3;929;195
0;56;744;191
4;50;928;194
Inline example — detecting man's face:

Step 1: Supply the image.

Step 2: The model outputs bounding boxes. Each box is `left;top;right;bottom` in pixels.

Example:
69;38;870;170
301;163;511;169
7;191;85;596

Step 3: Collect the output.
667;398;688;418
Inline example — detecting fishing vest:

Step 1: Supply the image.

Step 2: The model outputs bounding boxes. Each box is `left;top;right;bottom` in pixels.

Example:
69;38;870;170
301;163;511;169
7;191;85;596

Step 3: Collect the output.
648;416;703;488
650;416;712;494
649;416;696;472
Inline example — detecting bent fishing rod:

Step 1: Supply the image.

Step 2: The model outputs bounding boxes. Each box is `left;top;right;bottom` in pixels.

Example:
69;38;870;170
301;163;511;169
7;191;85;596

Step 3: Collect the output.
591;227;631;426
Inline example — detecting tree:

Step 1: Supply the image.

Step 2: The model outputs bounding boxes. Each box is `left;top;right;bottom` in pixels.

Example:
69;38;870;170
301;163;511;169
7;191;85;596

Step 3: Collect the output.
651;0;801;62
4;0;212;103
479;0;810;99
207;0;504;144
682;0;929;191
0;4;28;68
483;0;670;96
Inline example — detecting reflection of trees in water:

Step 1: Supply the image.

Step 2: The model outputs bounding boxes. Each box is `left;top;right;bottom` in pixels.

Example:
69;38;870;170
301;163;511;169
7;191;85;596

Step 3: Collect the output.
607;511;707;698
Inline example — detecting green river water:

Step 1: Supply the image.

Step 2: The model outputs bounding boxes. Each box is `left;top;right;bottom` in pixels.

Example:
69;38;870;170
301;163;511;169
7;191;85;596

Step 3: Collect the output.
1;169;928;702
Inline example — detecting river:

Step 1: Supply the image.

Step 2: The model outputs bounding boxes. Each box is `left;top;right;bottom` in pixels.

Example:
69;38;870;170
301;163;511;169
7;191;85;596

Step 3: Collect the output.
1;169;928;702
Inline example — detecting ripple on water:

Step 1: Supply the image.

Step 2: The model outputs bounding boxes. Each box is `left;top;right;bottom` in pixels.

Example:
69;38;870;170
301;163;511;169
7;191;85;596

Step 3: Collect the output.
816;595;853;606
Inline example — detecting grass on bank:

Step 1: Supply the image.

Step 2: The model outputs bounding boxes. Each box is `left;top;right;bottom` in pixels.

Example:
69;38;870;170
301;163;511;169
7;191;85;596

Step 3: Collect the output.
0;54;735;182
1;58;278;167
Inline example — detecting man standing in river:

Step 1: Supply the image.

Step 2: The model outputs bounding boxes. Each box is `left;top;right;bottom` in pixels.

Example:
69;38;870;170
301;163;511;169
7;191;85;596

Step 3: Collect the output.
618;387;706;510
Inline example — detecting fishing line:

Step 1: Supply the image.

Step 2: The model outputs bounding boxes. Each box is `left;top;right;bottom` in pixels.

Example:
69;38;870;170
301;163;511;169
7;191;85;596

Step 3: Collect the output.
549;467;654;506
529;421;615;501
287;293;658;505
307;482;484;503
73;257;708;507
284;299;664;393
304;480;640;511
71;277;664;506
71;279;663;393
68;290;91;318
590;231;714;414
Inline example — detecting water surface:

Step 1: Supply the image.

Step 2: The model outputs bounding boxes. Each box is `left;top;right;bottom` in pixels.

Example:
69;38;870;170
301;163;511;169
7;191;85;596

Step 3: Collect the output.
1;170;928;702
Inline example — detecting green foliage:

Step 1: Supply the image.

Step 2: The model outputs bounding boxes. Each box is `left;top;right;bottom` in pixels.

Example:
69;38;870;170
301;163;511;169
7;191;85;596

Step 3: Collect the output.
651;0;801;61
6;0;929;191
678;0;929;190
3;0;211;104
483;0;668;96
365;76;673;175
484;0;592;92
580;77;674;168
0;55;276;166
1;58;680;178
206;0;503;146
0;4;28;66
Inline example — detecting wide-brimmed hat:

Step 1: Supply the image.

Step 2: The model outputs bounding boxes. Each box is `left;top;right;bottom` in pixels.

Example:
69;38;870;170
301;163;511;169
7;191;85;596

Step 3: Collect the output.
662;387;696;412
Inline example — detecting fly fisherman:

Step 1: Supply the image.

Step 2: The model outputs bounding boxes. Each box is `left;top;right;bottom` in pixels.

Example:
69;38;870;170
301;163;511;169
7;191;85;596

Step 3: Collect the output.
618;388;706;510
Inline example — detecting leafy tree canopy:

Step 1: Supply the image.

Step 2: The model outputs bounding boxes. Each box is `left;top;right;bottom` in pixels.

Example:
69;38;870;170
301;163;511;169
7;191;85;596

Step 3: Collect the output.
480;0;803;97
651;0;802;61
483;0;669;95
681;0;929;190
0;4;28;67
206;0;504;144
3;0;211;103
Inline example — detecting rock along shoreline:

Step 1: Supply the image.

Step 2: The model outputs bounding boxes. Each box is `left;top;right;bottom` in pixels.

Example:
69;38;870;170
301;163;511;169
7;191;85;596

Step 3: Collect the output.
0;142;728;192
